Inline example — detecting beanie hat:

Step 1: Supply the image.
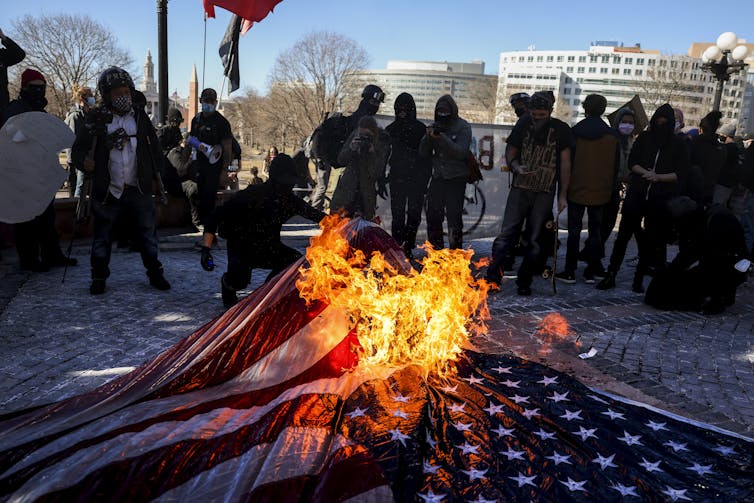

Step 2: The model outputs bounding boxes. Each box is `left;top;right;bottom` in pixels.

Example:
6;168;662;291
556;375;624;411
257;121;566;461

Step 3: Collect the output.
21;69;46;87
529;91;555;110
718;122;737;137
200;88;217;102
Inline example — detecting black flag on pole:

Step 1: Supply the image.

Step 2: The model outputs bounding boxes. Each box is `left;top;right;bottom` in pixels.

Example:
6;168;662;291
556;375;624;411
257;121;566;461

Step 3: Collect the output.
219;14;241;93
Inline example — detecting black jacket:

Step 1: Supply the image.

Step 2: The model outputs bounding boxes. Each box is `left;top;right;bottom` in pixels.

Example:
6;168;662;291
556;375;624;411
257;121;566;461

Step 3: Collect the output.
385;93;431;186
689;133;726;203
0;35;25;111
0;97;43;127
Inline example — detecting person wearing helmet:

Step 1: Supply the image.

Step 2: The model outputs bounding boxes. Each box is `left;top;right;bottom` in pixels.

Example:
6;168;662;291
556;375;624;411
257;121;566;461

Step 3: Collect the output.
76;66;170;295
199;153;326;307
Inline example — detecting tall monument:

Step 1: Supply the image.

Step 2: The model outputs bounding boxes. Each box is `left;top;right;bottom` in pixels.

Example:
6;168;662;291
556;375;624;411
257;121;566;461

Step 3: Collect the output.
188;64;199;121
142;49;156;94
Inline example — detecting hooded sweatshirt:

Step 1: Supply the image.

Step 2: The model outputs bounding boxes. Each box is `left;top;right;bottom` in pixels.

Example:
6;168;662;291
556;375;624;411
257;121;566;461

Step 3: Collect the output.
385;92;431;185
625;103;688;205
612;108;636;184
419;95;472;180
568;115;618;205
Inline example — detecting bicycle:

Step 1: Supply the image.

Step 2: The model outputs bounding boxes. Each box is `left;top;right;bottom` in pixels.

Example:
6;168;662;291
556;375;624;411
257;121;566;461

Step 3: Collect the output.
422;182;487;237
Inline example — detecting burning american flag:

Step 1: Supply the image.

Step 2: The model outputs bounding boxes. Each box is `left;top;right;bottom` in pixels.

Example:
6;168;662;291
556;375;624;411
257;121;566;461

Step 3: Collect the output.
0;217;751;501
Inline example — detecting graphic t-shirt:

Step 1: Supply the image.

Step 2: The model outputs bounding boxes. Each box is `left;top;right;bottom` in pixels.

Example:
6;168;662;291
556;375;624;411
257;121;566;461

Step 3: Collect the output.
507;117;572;193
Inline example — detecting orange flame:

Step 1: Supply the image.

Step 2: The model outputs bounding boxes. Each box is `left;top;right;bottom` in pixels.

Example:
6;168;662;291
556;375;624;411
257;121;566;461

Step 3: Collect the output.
534;313;578;355
297;215;490;377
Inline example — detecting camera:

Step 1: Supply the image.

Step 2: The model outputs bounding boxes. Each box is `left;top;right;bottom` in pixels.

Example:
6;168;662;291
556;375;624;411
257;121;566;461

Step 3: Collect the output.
429;122;445;135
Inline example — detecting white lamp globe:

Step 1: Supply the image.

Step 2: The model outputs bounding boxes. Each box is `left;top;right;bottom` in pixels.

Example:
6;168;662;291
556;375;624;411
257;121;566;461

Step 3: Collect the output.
703;45;723;62
716;32;738;51
732;45;749;61
702;54;710;63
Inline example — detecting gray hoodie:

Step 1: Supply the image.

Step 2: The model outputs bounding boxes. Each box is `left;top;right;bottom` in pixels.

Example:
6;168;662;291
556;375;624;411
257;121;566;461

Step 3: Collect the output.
419;95;472;181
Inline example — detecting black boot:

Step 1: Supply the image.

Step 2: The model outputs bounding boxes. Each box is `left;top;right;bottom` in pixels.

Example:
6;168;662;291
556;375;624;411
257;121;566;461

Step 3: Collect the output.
221;274;238;307
631;273;644;293
596;271;616;290
148;269;171;291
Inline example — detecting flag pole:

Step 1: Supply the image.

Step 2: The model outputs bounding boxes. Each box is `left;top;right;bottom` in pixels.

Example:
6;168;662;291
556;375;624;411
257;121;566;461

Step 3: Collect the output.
202;13;207;90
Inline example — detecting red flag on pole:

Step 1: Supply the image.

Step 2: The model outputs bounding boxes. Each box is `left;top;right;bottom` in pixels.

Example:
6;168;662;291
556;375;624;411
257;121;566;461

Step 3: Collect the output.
203;0;283;33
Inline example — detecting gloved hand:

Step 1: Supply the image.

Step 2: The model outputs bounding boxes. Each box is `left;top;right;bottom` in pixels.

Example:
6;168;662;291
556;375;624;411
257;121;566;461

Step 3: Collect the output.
200;246;215;271
376;178;388;200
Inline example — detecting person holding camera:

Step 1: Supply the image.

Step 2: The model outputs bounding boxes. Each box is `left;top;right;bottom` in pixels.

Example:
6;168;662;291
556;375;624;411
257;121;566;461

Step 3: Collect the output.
74;66;170;295
419;94;472;250
330;115;391;220
189;88;232;228
199;154;326;307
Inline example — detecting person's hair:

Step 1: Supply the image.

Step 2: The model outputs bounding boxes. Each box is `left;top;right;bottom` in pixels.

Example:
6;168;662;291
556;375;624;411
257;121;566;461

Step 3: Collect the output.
72;85;92;103
358;115;378;134
269;146;278;155
699;110;722;134
250;166;259;175
583;94;607;117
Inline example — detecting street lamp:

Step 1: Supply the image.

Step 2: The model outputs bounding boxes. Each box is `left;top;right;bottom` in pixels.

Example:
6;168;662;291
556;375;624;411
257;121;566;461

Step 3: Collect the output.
701;32;749;112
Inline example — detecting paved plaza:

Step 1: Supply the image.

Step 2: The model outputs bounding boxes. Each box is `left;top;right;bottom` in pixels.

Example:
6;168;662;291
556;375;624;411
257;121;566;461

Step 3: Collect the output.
0;220;752;439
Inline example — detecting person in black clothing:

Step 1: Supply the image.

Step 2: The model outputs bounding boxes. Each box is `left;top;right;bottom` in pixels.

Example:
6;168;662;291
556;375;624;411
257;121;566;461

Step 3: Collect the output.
686;111;726;207
65;86;95;198
157;107;185;196
0;28;25;114
713;123;743;207
73;66;170;295
385;93;431;259
200;154;326;307
1;69;77;272
189;88;233;227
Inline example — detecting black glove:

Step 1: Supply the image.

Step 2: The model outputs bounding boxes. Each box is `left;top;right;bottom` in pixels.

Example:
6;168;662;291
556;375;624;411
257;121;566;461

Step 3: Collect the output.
200;246;215;271
376;178;388;200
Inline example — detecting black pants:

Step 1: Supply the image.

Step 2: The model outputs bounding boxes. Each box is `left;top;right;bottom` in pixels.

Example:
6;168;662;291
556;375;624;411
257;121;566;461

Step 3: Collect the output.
224;239;302;291
14;200;65;268
601;188;621;246
426;178;466;250
565;202;603;272
197;162;221;227
181;180;201;229
90;187;162;280
607;209;644;274
390;180;425;250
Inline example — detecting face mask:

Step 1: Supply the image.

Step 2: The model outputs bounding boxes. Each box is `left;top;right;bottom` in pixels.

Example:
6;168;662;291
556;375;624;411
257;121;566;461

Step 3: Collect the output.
532;118;548;132
618;123;635;135
112;94;132;114
20;86;47;109
514;107;526;118
201;103;216;114
85;96;96;107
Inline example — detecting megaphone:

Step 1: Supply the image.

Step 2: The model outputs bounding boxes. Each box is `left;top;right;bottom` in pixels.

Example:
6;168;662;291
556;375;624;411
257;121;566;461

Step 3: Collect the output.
187;136;222;164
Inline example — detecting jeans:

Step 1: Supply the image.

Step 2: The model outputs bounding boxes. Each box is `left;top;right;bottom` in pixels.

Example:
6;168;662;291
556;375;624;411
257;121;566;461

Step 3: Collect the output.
181;180;201;229
310;159;331;211
426;177;466;250
90;187;162;280
565;202;603;273
488;187;554;287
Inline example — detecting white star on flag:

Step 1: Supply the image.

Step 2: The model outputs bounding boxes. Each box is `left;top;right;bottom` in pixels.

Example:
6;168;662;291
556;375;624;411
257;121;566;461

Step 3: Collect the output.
463;375;485;385
426;429;437;449
664;440;689;452
392;393;412;403
447;402;466;413
483;402;505;415
491;366;512;374
418;489;446;502
639;458;663;473
454;421;473;432
617;431;642;446
501;380;521;388
546;451;572;465
423;460;440;474
491;425;515;438
389;428;411;446
687;463;714;476
610;483;639;497
534;429;556;441
560;477;587;492
392;409;409;419
662;486;691;501
537;375;558;386
592;453;618;470
509;394;530;404
508;472;537;487
346;406;368;418
714;444;735;456
501;447;526;461
574;426;598;441
522;408;540;419
547;391;570;403
602;409;626;420
646;420;668;431
560;409;583;421
460;468;488;481
458;442;480;455
440;384;458;393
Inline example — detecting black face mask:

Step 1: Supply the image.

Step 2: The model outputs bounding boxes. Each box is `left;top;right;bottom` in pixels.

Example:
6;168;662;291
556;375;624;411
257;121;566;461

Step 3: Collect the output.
514;107;527;118
20;86;47;110
652;122;673;143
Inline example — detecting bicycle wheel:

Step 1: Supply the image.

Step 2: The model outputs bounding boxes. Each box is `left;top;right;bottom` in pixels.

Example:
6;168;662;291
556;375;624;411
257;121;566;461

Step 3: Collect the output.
462;184;486;235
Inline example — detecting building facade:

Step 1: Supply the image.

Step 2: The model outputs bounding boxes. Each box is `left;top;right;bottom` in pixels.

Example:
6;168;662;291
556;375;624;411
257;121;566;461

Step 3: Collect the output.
495;43;748;132
345;60;498;123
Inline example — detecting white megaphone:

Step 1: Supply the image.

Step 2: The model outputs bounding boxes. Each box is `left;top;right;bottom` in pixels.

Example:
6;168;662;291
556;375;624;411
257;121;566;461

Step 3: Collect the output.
187;136;222;164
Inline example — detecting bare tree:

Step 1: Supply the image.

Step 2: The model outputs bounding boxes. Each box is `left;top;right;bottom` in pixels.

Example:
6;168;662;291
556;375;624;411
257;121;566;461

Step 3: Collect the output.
265;31;369;144
465;76;498;124
10;13;134;117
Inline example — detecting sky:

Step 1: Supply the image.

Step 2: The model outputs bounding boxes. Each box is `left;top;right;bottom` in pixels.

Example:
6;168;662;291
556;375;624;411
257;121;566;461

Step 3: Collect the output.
4;0;754;100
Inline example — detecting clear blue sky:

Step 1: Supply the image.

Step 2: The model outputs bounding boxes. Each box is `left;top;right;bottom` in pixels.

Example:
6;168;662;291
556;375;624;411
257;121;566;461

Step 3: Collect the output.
4;0;754;99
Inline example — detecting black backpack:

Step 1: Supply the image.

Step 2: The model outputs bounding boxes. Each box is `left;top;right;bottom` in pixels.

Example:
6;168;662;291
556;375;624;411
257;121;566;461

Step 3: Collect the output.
309;112;350;167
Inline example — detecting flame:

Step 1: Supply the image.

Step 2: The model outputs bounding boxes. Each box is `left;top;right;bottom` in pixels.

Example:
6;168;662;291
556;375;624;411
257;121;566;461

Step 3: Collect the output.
297;215;490;377
534;313;578;355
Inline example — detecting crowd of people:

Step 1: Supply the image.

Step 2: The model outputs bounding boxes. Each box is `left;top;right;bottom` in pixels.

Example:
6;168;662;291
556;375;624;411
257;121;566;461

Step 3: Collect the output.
1;26;752;314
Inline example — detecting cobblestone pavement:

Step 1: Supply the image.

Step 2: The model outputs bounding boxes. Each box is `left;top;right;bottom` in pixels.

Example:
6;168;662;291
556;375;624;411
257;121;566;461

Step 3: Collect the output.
1;222;752;439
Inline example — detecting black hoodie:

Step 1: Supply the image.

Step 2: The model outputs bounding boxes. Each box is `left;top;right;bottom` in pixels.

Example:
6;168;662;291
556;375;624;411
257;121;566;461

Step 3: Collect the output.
385;93;431;185
418;95;472;180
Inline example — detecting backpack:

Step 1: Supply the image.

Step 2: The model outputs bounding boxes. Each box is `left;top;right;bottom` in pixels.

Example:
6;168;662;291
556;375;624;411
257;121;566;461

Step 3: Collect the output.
309;112;350;167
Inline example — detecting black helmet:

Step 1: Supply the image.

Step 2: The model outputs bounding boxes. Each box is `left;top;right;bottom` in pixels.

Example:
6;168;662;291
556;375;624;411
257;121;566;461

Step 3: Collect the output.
509;92;530;106
168;107;183;123
97;66;134;105
361;84;385;103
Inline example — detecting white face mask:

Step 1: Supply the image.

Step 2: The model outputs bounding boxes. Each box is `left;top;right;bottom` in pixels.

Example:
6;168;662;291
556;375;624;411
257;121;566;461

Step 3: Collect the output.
618;123;635;135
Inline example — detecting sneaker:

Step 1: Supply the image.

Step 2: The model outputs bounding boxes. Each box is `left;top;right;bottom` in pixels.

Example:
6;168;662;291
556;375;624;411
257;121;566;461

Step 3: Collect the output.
555;271;576;284
90;279;106;295
503;271;518;279
149;273;171;291
517;285;532;296
583;270;596;284
595;271;616;290
221;274;239;307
